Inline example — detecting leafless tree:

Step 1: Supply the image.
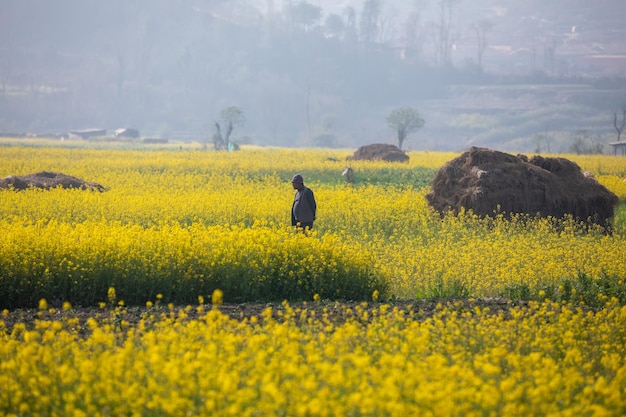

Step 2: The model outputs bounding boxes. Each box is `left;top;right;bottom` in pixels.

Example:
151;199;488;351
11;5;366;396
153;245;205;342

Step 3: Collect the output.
288;1;321;32
613;109;626;142
435;0;461;66
403;0;428;59
543;39;557;75
472;19;494;69
532;132;551;153
360;0;381;44
343;6;358;44
212;122;226;150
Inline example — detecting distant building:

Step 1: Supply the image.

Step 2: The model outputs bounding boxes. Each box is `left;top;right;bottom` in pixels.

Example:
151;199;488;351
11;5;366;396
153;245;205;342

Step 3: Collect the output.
609;141;626;156
114;128;140;138
575;55;626;76
68;128;106;139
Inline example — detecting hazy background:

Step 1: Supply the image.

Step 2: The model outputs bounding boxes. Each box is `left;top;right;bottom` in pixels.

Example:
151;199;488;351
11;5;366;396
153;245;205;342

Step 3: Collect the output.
1;0;625;152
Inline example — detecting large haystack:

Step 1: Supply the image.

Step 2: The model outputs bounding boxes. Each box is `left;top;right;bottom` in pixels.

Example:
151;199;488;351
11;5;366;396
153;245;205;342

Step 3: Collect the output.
426;147;619;227
0;171;107;191
347;143;409;162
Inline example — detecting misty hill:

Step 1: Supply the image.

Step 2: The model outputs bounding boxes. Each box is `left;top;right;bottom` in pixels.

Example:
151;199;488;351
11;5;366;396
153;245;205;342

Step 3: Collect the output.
1;0;625;152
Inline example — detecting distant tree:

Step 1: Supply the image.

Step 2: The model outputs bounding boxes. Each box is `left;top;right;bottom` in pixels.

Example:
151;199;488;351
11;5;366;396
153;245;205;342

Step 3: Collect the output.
544;40;557;75
360;0;381;44
613;109;626;142
213;106;245;151
387;107;425;150
343;6;358;44
221;106;245;128
290;1;322;32
403;1;428;60
569;129;604;155
212;122;226;150
436;0;461;66
324;13;345;38
532;132;551;153
472;19;494;69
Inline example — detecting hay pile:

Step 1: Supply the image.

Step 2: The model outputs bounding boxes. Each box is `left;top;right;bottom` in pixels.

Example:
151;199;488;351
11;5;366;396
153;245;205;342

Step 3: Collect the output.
347;143;409;162
0;171;107;192
426;147;619;227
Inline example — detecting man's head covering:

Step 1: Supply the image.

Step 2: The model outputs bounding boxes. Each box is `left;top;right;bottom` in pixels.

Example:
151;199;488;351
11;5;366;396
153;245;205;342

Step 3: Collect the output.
291;174;304;183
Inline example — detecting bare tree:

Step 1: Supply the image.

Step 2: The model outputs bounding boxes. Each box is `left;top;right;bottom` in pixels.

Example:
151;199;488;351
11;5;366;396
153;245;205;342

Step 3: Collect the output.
288;1;321;32
403;1;428;60
343;6;358;44
360;0;381;44
532;132;552;153
472;19;494;69
212;122;226;150
436;0;461;66
613;109;626;142
544;39;557;75
570;129;604;155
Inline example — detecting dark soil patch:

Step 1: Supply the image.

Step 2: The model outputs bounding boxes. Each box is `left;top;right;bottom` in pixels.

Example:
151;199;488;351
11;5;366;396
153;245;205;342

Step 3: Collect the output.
1;298;519;336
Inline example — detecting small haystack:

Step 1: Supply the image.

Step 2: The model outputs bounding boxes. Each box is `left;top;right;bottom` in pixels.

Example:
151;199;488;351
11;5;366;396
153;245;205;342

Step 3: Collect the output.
347;143;409;162
426;147;619;228
0;171;107;192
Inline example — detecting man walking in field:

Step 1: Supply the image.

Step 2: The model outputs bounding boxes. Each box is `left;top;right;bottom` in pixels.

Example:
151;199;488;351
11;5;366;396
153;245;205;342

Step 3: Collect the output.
291;173;316;232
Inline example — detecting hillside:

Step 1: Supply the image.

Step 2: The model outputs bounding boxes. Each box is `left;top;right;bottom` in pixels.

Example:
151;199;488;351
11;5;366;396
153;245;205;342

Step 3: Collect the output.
0;0;625;152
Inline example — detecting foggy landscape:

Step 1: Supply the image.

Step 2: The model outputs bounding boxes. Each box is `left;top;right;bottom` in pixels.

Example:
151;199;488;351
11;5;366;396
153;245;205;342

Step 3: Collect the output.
1;0;625;152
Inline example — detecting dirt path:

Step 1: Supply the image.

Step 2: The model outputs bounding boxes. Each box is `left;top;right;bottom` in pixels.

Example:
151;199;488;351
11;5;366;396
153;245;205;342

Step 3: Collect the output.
2;298;518;335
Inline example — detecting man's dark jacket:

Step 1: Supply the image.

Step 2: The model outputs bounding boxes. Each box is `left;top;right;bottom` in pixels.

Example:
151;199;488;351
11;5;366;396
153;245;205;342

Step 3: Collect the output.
292;186;316;226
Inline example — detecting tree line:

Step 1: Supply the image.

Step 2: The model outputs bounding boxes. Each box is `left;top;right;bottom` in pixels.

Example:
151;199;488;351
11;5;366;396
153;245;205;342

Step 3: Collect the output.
0;0;624;150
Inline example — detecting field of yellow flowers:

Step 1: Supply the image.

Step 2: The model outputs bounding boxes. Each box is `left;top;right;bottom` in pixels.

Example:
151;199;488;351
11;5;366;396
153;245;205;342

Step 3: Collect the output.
1;297;625;416
1;139;626;415
1;140;625;308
